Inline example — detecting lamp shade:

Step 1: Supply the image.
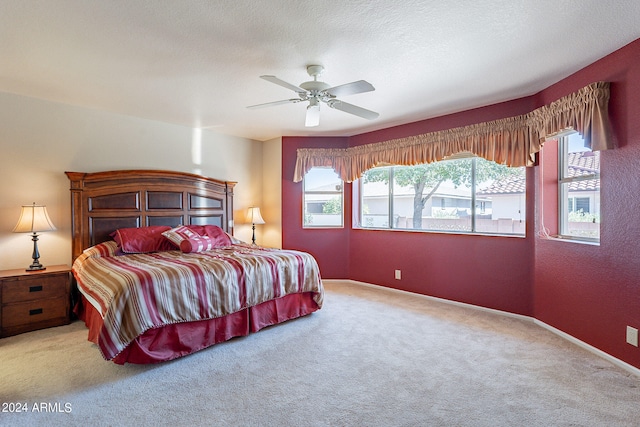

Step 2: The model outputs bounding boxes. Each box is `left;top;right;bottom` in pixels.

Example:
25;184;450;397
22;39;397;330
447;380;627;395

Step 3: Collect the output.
13;203;57;233
247;207;265;225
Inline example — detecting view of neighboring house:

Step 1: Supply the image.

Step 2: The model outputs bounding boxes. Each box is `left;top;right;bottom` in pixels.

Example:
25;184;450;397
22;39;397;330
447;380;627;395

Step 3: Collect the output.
304;180;344;227
481;150;600;237
564;150;601;216
360;179;497;229
303;166;345;227
483;150;599;216
356;159;526;234
303;150;598;237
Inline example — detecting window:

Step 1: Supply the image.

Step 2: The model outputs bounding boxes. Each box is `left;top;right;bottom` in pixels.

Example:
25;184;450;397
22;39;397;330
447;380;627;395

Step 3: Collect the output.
303;167;343;228
358;156;525;235
558;132;600;241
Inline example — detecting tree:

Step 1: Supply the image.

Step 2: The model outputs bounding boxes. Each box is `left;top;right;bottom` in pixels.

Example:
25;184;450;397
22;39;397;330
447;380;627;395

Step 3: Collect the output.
362;157;522;229
322;197;342;214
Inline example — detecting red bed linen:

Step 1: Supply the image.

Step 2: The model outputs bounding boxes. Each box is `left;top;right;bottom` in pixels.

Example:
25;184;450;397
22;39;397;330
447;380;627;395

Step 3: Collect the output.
249;291;321;333
76;292;319;364
73;242;324;361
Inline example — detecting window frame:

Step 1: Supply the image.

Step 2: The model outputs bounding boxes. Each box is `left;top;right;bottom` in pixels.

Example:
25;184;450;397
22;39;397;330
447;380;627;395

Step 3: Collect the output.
356;156;526;237
302;167;344;229
557;134;600;243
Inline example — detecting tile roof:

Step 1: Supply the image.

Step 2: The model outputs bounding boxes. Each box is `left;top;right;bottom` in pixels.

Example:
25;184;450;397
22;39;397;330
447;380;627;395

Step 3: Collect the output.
478;175;526;195
478;151;600;195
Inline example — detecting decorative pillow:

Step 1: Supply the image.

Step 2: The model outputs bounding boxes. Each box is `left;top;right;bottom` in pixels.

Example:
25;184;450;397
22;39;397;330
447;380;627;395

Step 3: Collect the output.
162;225;232;253
179;234;216;253
161;226;197;247
183;224;207;236
112;225;176;253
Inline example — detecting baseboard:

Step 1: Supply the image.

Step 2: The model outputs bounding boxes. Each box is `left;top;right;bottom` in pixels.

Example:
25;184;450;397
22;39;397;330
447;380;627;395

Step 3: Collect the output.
534;320;640;378
323;278;640;378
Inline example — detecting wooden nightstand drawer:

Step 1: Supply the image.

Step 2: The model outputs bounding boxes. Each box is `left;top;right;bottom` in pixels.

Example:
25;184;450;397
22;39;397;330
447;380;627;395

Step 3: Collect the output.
0;265;71;338
2;273;68;304
2;296;68;328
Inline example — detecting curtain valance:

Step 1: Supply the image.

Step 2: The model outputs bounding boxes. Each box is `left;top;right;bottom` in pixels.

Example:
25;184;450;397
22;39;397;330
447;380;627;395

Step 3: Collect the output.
293;81;612;182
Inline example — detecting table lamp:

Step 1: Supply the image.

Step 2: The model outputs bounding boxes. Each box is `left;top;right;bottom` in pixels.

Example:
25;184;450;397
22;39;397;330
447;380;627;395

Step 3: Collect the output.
13;202;56;271
247;207;265;245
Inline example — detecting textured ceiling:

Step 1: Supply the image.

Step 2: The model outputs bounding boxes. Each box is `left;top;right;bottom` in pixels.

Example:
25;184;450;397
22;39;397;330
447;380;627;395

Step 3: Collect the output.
2;1;640;141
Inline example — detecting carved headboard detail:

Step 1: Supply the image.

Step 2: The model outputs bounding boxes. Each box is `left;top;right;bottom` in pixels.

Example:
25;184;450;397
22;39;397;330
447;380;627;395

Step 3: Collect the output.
66;170;236;261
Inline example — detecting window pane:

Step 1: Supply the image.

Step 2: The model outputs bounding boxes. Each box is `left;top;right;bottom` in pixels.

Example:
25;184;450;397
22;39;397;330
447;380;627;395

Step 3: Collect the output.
389;161;474;232
356;157;525;236
303;168;343;227
475;158;526;235
559;133;600;240
424;160;473;232
392;165;417;230
361;167;390;228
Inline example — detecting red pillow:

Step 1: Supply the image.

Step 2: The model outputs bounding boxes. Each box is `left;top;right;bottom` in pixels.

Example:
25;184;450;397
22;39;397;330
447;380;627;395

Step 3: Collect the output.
179;235;216;253
112;226;176;253
201;225;232;247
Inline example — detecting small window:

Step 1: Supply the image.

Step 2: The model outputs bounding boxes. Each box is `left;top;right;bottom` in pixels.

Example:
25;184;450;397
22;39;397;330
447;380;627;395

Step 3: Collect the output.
303;167;343;228
558;132;600;242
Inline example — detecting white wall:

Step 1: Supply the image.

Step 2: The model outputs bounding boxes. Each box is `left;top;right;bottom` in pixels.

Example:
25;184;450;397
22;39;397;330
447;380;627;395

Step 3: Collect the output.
0;92;264;270
261;137;282;248
490;194;526;221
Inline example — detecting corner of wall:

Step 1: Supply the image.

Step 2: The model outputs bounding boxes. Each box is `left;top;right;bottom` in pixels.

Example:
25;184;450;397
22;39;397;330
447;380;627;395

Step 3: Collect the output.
262;137;283;248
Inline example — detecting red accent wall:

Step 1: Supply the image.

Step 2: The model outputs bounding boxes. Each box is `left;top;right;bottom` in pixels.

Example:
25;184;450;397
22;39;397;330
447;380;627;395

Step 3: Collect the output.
533;39;640;369
282;38;640;369
347;98;537;316
282;136;350;279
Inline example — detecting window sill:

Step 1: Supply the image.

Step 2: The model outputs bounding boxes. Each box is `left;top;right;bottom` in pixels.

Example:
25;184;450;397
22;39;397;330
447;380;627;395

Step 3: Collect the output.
543;235;600;246
353;226;525;239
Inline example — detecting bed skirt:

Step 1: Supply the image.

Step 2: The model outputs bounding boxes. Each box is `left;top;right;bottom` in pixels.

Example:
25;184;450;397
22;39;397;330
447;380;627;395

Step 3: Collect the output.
75;292;319;364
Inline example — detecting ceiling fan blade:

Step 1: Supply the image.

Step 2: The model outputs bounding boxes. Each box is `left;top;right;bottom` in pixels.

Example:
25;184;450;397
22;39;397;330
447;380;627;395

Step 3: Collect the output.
247;99;300;109
329;100;379;120
305;103;320;127
325;80;375;97
260;75;306;94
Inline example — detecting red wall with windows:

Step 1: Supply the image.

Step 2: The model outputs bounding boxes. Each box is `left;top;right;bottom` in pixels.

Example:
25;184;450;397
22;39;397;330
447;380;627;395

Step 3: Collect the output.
282;136;350;279
346;99;537;316
533;39;640;369
282;38;640;369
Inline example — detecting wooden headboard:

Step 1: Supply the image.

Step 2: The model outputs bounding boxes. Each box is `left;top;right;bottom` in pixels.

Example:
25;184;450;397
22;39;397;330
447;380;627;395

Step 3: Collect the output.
66;170;236;261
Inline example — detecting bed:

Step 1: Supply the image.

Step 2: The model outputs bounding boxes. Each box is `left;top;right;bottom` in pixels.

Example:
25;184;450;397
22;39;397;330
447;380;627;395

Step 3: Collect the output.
66;170;323;364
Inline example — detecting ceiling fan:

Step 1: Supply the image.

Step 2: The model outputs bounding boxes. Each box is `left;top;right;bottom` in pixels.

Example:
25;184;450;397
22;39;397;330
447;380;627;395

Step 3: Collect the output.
247;65;379;127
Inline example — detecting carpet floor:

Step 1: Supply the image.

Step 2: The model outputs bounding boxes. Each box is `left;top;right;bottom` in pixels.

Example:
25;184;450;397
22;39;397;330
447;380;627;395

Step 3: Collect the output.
0;280;638;426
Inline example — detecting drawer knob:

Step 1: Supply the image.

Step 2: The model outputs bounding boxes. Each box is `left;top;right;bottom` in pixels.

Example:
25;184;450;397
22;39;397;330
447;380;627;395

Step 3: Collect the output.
29;285;43;292
29;308;43;316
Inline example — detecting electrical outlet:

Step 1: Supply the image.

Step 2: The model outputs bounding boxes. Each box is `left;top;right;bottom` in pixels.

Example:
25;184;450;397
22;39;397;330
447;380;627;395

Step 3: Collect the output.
626;326;638;347
394;270;401;280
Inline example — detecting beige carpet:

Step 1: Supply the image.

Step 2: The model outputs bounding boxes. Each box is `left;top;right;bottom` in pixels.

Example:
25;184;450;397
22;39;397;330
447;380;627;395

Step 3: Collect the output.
1;281;638;427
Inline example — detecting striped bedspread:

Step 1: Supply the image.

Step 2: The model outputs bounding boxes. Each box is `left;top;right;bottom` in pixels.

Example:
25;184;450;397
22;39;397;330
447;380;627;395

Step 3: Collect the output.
72;241;323;360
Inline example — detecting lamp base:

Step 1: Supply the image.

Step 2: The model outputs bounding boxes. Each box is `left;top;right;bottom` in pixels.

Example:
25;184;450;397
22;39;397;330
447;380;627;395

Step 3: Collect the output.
251;223;257;245
26;232;45;271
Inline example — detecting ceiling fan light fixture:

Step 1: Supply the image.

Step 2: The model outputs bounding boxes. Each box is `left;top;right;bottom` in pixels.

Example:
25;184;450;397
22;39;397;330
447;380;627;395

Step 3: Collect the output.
249;65;378;126
305;99;320;127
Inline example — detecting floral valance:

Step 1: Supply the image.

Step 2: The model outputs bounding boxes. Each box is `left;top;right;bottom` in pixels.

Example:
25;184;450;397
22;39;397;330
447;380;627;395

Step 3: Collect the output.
293;81;612;182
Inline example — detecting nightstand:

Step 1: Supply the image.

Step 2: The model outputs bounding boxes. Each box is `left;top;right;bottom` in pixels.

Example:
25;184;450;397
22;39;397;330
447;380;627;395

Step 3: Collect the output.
0;265;71;338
